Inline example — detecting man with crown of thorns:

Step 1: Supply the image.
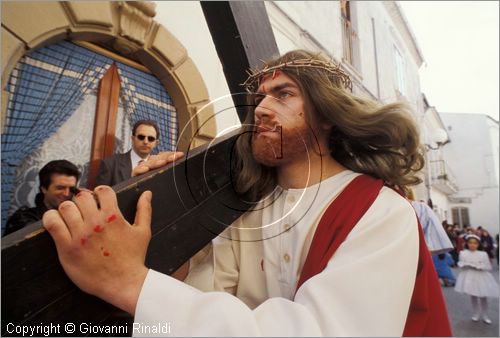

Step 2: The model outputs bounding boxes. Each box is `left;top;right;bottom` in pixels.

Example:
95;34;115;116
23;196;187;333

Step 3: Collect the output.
43;50;451;336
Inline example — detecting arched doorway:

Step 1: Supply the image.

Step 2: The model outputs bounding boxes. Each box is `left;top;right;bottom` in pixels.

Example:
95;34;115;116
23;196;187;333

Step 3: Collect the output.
1;1;216;233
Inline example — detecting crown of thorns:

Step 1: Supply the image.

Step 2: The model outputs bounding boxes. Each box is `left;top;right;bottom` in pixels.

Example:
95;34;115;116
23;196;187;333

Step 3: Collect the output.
242;58;353;93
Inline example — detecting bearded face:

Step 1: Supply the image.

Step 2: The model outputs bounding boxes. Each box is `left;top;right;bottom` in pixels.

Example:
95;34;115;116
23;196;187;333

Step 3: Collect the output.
252;116;316;167
251;72;319;167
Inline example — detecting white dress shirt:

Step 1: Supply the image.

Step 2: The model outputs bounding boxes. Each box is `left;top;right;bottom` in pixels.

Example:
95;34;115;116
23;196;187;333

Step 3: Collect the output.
130;149;148;171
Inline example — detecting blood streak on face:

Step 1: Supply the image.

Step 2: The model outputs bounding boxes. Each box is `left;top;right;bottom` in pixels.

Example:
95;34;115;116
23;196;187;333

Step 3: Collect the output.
80;238;87;246
252;72;311;167
103;250;110;257
94;225;103;233
106;214;117;223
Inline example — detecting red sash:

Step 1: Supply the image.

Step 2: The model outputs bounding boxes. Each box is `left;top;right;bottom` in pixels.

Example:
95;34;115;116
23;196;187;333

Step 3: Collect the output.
296;175;452;336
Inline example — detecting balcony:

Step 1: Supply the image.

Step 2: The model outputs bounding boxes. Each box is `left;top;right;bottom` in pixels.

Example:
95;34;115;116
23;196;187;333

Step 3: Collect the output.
429;160;459;194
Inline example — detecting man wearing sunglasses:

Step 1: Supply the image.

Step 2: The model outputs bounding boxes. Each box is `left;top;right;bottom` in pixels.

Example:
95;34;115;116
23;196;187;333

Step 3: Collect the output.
95;120;160;187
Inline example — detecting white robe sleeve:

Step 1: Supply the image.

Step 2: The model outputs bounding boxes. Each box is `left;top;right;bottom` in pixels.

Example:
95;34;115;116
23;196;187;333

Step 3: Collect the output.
413;202;453;254
133;190;419;336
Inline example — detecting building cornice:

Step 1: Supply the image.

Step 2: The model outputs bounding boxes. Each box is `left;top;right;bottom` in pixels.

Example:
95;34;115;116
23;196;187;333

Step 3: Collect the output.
385;1;425;67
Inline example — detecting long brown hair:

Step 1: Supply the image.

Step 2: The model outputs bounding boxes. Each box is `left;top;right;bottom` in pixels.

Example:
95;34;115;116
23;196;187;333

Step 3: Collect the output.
233;50;425;200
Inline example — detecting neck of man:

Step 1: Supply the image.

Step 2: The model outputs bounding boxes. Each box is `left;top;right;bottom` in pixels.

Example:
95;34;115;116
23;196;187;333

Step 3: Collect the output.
276;149;346;189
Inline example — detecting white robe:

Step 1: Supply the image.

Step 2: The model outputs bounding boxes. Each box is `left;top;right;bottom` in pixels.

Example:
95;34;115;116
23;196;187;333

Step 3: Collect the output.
134;171;419;336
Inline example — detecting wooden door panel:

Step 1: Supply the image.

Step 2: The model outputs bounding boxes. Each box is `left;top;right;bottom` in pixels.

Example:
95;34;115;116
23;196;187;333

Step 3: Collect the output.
88;63;121;189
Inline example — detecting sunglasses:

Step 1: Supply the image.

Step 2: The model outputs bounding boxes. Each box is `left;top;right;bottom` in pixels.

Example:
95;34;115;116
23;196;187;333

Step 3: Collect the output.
135;134;156;142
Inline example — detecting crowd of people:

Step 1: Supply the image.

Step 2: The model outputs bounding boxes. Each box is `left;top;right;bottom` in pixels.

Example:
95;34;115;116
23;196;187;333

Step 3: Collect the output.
444;223;499;266
429;220;499;325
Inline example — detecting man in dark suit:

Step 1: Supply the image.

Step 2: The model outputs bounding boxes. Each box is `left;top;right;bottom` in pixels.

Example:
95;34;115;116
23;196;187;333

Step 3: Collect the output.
4;159;80;236
95;120;160;186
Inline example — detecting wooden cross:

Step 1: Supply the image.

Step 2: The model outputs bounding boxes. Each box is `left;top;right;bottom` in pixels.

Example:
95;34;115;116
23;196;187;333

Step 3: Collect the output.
1;2;279;334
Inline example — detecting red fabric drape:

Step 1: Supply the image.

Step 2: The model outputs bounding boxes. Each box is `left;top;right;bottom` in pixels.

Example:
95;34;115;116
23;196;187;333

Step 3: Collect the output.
296;175;452;336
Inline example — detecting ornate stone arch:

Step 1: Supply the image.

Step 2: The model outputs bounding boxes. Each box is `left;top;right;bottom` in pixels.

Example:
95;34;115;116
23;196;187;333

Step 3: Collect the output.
1;1;215;149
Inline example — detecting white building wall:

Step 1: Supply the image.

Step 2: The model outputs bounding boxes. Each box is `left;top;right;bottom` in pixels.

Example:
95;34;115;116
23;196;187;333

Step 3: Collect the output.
154;1;239;135
266;1;423;113
441;113;499;235
487;117;500;185
467;188;499;235
266;1;343;60
266;1;435;203
372;9;399;103
154;1;426;138
432;192;450;223
419;105;456;222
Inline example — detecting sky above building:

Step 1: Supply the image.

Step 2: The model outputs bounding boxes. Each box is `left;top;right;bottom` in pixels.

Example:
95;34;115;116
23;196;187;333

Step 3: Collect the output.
399;1;499;121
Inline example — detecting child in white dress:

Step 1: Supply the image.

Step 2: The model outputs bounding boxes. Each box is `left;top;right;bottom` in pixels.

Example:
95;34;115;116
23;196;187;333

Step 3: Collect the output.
455;234;499;324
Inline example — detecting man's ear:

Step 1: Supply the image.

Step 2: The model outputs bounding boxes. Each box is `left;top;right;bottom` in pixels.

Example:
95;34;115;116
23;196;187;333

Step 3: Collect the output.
41;186;48;195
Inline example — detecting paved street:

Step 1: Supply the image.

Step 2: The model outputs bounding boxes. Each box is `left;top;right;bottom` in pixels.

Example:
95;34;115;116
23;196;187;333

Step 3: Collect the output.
441;263;499;337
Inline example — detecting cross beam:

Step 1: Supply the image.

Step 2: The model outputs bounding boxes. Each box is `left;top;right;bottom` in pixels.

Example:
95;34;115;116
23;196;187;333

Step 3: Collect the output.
1;2;279;334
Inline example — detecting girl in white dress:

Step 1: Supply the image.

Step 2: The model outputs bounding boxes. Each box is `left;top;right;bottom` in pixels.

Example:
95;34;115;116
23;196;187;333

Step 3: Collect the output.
455;234;499;324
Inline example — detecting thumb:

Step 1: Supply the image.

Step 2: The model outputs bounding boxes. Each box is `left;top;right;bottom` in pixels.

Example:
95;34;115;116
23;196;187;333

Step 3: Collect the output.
132;165;149;177
134;190;152;229
168;152;184;161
